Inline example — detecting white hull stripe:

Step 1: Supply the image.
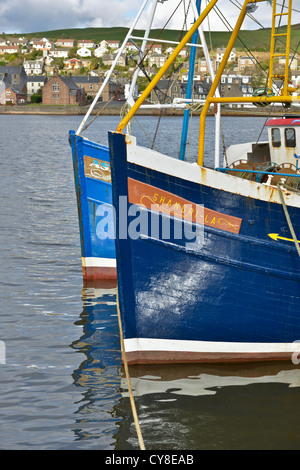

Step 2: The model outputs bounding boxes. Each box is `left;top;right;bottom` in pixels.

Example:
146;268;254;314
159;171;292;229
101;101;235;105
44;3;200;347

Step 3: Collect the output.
82;257;116;268
124;338;300;354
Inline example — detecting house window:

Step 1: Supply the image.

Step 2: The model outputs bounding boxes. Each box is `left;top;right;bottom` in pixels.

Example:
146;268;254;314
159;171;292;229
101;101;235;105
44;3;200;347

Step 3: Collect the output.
271;128;281;148
52;81;59;92
285;128;296;148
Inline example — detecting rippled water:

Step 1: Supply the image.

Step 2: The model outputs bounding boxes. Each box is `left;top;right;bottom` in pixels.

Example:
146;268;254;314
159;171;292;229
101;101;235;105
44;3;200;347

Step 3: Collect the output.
1;113;300;450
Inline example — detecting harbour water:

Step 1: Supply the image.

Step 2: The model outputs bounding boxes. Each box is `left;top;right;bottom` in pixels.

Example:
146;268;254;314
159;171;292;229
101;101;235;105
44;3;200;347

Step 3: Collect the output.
1;113;300;450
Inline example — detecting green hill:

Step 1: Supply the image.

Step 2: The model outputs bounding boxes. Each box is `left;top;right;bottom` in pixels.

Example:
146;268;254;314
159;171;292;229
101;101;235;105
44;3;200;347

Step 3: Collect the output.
20;23;300;52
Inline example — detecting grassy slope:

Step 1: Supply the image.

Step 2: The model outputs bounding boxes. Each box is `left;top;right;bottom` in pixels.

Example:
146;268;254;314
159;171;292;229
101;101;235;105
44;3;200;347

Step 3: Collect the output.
22;23;300;51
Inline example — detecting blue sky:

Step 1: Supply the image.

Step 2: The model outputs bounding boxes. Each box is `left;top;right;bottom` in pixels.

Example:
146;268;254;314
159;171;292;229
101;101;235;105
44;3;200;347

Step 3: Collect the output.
0;0;299;34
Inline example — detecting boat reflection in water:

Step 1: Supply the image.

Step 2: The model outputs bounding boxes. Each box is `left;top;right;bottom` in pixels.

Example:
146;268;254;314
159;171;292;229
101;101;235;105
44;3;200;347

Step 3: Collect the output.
71;284;300;450
70;281;121;447
117;362;300;450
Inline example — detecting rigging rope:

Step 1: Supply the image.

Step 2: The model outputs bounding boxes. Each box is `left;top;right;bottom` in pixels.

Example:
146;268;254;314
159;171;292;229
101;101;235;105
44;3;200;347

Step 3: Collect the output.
116;292;146;450
277;183;300;257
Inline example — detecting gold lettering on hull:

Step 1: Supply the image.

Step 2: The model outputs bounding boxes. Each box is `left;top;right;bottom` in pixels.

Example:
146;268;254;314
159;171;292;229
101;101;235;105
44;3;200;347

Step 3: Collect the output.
84;155;111;183
128;178;242;234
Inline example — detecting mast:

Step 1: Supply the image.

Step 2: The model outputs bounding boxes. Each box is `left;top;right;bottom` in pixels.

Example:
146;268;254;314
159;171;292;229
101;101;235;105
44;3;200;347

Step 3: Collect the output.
76;0;151;135
190;0;221;168
197;0;299;167
268;0;293;96
179;0;201;161
126;0;162;108
116;0;219;133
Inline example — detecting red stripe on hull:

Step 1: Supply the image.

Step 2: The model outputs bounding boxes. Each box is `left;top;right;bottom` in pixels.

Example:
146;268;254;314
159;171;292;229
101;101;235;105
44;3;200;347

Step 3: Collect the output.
82;265;117;281
124;350;294;365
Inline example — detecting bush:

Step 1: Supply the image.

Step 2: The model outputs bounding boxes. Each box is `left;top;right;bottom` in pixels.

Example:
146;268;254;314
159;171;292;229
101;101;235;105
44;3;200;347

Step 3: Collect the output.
31;94;42;103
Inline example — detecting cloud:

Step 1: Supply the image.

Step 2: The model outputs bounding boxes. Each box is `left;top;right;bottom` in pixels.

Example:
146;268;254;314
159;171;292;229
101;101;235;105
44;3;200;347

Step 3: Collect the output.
0;0;299;34
0;0;141;33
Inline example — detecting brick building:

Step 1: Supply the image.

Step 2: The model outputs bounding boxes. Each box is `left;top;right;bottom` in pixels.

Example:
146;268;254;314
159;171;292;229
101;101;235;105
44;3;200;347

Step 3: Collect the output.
1;85;26;105
0;65;27;104
72;75;101;98
42;70;86;105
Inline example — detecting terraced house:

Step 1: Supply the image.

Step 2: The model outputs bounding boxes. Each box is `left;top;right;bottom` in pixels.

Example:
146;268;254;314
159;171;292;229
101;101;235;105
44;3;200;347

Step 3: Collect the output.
0;65;27;104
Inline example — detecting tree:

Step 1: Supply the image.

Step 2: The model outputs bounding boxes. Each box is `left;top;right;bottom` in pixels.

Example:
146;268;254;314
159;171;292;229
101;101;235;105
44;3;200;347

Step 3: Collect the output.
68;47;78;59
90;57;99;70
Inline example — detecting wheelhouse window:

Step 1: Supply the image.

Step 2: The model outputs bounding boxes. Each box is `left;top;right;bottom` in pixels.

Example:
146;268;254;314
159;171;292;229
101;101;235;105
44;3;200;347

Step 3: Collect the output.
285;128;296;148
271;128;281;148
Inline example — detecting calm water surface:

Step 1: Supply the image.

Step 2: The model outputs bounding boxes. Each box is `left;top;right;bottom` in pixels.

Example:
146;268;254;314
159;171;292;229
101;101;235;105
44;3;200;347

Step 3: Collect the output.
1;113;300;450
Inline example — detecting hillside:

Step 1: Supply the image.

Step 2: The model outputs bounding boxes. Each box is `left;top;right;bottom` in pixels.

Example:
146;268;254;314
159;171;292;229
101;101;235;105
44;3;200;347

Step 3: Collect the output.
21;23;300;52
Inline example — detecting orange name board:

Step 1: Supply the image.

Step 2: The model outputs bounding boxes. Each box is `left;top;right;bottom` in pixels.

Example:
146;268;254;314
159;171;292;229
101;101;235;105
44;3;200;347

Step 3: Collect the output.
128;178;242;234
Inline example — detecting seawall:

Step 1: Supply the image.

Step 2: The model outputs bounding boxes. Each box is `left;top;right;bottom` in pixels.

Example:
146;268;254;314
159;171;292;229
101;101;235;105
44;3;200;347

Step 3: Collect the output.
0;104;298;117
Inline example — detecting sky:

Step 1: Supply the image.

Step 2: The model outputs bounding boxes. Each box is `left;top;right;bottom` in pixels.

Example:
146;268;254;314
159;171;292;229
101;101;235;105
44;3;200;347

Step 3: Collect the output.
0;0;299;35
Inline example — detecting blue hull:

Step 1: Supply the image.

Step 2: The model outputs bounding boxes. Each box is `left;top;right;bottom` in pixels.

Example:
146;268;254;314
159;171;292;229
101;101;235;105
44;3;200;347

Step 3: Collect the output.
69;130;116;281
109;131;300;364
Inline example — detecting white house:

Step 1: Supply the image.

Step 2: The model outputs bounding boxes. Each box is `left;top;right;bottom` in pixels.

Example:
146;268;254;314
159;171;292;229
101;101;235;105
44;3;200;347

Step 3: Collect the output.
23;58;44;75
238;56;256;71
77;40;95;49
7;37;28;48
31;38;53;51
0;45;19;55
26;75;47;99
94;45;108;58
148;53;167;68
77;46;92;57
107;40;120;49
56;38;76;48
64;58;82;70
99;40;108;48
216;47;236;63
178;47;188;58
165;46;175;55
181;71;202;82
124;42;136;52
197;57;217;74
291;72;300;90
279;55;298;71
50;48;70;59
145;44;163;54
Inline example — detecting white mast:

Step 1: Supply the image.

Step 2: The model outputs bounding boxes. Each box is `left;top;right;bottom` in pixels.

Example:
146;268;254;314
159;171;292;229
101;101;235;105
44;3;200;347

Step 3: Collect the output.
126;0;163;107
76;0;151;135
190;0;221;168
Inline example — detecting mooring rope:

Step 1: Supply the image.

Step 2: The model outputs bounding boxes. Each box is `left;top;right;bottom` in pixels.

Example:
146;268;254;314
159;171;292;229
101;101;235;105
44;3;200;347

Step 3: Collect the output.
116;292;146;450
277;183;300;257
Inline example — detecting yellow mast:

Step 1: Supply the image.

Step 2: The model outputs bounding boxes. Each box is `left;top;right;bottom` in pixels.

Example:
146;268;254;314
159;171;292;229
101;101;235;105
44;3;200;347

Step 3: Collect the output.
116;0;220;133
268;0;293;96
115;0;299;166
197;0;298;166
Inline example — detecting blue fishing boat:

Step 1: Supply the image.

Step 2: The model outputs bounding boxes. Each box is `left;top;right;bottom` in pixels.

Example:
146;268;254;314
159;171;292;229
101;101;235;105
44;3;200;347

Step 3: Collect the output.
108;0;300;364
69;0;211;282
69;0;160;281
